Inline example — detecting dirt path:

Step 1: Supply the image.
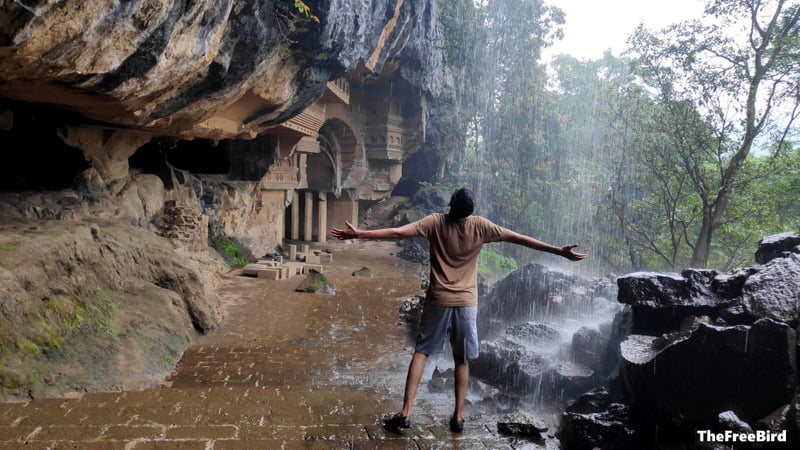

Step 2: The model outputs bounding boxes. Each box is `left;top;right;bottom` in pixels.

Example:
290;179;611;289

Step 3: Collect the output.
0;240;528;449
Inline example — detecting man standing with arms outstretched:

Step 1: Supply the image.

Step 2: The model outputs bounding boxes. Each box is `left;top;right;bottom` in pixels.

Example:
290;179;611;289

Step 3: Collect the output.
331;188;586;433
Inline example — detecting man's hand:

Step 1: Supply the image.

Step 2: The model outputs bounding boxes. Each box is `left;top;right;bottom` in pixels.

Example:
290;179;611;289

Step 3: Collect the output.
560;244;586;261
331;222;418;240
331;221;359;240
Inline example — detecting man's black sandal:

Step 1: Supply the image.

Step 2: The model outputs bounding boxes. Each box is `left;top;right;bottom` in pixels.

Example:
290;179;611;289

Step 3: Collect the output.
450;416;465;433
383;413;411;432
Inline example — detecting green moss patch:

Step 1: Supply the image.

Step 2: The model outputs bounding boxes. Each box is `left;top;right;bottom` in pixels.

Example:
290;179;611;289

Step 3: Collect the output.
208;228;252;267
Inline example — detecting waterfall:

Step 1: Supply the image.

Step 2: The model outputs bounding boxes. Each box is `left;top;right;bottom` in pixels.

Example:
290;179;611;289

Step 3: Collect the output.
469;262;621;414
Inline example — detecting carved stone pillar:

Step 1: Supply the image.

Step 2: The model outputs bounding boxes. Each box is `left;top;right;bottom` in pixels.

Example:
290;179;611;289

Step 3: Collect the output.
304;191;314;242
291;190;300;240
317;192;327;243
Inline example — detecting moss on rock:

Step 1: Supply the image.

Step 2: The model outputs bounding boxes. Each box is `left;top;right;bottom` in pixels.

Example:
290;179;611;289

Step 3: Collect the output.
295;269;336;294
0;217;221;399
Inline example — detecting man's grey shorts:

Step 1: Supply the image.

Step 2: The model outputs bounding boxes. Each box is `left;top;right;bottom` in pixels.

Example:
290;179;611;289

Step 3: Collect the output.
415;304;479;361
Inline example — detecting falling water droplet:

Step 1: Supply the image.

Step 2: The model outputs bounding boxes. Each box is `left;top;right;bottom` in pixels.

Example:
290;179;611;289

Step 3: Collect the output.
744;328;749;352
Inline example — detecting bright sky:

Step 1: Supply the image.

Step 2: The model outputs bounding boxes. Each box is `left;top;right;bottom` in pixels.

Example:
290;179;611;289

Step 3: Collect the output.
544;0;707;60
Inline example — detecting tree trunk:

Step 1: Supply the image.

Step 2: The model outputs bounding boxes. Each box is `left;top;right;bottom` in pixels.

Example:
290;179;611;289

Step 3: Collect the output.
690;210;714;268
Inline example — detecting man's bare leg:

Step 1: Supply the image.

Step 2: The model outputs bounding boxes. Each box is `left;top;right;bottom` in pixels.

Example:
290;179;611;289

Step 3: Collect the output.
400;351;428;417
453;359;469;421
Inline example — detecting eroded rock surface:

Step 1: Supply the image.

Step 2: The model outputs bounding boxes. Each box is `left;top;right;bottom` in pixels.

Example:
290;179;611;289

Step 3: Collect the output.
0;0;442;139
0;217;222;398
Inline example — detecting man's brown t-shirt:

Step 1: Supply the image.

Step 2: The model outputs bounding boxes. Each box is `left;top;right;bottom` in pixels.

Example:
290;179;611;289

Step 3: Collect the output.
413;213;506;307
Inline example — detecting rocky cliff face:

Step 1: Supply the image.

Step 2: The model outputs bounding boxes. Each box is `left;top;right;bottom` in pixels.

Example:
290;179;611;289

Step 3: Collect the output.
0;217;223;398
0;0;444;399
1;0;444;257
0;0;442;139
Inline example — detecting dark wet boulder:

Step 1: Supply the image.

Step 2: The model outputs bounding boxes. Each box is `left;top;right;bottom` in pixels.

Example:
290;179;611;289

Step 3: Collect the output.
479;263;612;337
718;410;753;433
789;396;800;445
409;186;449;212
294;269;335;295
742;253;800;324
470;378;501;401
504;322;562;345
763;401;799;445
597;307;633;379
469;263;621;410
559;388;638;450
718;302;758;326
591;276;619;302
755;232;800;264
562;387;616;414
572;326;608;373
617;255;800;335
472;338;595;406
399;295;424;323
427;366;452;393
711;267;758;300
617;271;699;308
547;362;595;402
617;271;723;335
562;235;799;446
398;295;424;340
472;339;546;394
390;186;449;227
497;411;548;437
396;238;429;264
620;318;797;429
428;366;500;400
756;404;791;433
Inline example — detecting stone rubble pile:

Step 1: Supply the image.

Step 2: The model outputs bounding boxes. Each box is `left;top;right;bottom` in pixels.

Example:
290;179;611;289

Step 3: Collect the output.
241;243;333;281
158;200;209;252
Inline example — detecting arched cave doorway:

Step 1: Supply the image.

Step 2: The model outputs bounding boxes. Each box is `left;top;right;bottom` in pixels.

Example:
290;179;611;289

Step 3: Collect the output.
284;119;361;243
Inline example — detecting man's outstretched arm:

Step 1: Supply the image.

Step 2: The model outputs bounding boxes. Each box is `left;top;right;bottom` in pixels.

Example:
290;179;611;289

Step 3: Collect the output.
499;230;586;261
331;221;418;240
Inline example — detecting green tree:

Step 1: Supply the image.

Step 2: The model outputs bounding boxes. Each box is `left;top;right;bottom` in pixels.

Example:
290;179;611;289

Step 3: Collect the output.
628;0;800;268
713;143;800;268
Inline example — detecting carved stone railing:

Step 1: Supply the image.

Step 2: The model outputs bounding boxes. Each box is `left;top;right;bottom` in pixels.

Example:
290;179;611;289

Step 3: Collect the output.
321;78;350;104
260;157;300;190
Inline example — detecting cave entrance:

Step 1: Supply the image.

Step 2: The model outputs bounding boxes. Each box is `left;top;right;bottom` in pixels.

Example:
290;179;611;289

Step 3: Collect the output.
0;102;90;191
284;119;361;243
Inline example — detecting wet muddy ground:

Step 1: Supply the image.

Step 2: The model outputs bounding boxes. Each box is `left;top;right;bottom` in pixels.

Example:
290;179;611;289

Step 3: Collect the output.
0;240;554;449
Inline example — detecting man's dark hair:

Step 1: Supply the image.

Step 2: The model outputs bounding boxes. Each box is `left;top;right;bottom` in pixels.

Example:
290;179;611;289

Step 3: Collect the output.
447;188;475;221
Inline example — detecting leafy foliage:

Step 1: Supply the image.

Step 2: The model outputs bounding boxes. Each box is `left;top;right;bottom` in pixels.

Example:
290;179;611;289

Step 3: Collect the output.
479;247;518;278
209;228;251;267
625;0;800;267
293;1;319;23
